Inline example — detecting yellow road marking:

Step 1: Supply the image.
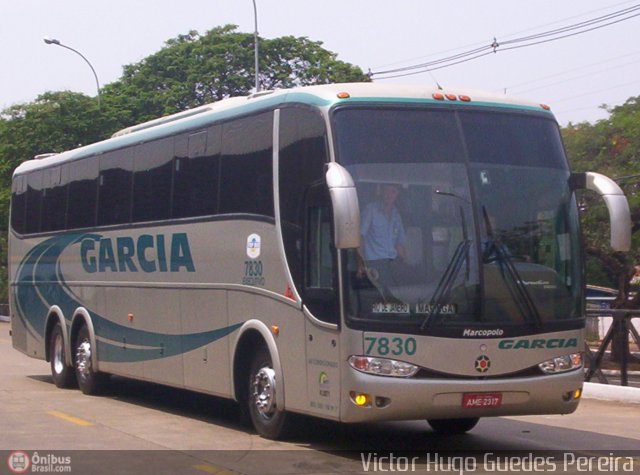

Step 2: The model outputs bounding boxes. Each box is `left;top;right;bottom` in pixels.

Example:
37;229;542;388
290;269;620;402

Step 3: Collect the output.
193;464;236;475
47;410;94;426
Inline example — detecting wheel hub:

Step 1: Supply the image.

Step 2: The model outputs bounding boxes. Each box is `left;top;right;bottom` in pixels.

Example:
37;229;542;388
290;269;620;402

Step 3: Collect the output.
53;333;64;375
76;340;92;380
251;367;277;418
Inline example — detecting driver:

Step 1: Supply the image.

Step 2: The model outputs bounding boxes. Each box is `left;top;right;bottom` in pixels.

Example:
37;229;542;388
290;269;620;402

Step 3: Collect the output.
358;183;407;301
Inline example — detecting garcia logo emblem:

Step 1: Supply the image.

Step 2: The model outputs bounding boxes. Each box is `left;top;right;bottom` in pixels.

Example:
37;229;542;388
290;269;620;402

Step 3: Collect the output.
475;355;491;373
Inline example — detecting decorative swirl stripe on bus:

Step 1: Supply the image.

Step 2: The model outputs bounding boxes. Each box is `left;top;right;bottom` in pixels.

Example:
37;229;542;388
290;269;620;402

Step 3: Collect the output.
14;233;241;362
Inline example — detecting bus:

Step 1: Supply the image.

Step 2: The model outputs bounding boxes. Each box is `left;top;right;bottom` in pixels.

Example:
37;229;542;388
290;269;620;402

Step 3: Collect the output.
9;83;631;439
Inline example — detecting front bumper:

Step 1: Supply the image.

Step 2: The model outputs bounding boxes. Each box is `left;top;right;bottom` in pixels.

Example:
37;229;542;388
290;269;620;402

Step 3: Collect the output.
340;367;582;423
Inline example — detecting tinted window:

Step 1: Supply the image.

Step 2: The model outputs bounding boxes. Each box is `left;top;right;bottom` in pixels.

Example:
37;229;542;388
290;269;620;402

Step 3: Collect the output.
173;127;221;218
25;171;43;234
133;138;173;222
67;159;98;229
98;149;133;226
11;175;27;234
333;107;464;165
279;107;328;293
41;167;68;232
219;113;274;217
459;111;567;169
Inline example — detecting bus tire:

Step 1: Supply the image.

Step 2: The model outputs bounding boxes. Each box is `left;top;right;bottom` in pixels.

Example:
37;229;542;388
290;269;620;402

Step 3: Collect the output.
74;325;107;395
247;346;290;439
427;417;479;435
49;322;76;388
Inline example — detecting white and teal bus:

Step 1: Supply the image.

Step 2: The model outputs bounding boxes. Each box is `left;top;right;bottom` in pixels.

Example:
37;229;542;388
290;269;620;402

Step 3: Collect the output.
9;83;631;439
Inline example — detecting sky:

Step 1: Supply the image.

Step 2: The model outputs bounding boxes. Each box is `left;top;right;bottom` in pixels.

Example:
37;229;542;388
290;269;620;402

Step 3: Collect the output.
1;0;639;126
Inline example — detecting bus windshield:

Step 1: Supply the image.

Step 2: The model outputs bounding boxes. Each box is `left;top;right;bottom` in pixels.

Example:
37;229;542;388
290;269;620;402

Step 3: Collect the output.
333;106;582;333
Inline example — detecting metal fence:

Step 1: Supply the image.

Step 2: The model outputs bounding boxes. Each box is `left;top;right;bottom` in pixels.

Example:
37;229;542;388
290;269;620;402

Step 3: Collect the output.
585;310;640;386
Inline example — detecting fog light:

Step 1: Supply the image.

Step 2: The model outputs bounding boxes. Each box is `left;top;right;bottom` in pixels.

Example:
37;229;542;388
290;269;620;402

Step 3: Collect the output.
350;391;372;407
539;353;583;374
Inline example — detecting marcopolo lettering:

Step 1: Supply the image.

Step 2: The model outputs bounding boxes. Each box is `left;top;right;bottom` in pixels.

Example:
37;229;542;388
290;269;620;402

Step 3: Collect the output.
81;233;195;273
462;329;504;337
498;338;578;350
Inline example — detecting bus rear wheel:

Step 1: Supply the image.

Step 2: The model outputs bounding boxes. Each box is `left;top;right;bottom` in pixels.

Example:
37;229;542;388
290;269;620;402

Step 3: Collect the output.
247;347;290;439
427;417;479;435
74;325;107;395
49;322;76;388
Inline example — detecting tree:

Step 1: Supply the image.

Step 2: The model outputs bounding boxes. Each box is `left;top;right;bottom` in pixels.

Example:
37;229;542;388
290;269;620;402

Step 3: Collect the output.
102;25;369;126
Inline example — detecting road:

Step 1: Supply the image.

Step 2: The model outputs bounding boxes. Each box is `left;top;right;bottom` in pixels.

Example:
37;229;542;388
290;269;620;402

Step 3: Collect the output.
1;321;639;474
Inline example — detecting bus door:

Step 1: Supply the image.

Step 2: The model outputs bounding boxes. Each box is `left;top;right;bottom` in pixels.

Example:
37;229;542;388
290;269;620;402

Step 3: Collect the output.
302;184;341;419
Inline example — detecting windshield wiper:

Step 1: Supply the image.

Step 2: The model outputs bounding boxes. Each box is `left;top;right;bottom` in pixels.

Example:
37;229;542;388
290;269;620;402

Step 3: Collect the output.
481;207;543;328
420;239;470;331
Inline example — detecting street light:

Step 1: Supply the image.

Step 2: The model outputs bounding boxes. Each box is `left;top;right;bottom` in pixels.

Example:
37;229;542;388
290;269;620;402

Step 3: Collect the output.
252;0;260;92
44;37;101;110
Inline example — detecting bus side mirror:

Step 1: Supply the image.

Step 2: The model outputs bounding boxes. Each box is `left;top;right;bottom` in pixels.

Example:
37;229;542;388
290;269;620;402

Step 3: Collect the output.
571;171;631;252
326;162;361;249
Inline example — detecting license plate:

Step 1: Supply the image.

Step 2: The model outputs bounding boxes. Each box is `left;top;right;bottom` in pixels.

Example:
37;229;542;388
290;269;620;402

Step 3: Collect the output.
462;392;503;409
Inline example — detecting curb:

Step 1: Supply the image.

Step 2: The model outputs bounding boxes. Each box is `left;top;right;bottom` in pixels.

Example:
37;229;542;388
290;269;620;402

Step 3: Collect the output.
582;381;640;404
0;315;9;323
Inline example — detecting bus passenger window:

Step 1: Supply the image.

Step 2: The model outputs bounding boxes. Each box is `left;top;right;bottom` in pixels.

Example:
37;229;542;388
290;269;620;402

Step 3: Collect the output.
67;160;98;229
98;150;133;226
41;166;68;232
219;113;274;217
11;176;27;234
133;138;173;223
172;127;221;218
25;171;43;234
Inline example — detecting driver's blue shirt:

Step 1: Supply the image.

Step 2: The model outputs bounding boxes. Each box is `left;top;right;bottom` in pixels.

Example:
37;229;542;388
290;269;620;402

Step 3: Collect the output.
361;201;406;261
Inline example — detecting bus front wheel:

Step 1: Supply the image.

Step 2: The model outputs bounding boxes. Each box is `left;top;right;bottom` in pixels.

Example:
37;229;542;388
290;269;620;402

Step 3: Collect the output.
49;322;76;388
74;325;107;395
427;417;479;435
247;347;290;439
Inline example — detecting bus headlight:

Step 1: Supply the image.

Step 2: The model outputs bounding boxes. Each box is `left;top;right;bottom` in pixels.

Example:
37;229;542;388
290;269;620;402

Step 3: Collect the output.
538;353;583;374
349;355;419;378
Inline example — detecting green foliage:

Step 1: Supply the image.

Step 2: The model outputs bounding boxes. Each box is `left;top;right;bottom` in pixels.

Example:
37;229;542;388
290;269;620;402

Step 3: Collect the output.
563;95;640;294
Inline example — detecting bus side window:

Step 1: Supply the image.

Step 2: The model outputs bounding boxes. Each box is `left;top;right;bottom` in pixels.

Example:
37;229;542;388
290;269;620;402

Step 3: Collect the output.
304;185;339;325
25;171;44;234
278;106;329;302
67;159;98;229
11;175;27;234
172;127;221;219
133;138;173;223
219;113;274;217
41;166;68;232
98;149;133;226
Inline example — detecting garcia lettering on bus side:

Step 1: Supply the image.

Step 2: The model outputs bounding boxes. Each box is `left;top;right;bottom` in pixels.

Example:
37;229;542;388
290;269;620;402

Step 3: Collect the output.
80;233;195;273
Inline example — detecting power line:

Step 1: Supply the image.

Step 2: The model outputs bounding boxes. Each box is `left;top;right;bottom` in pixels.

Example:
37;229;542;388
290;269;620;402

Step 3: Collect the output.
370;4;640;80
501;50;640;92
371;0;639;71
514;57;640;95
